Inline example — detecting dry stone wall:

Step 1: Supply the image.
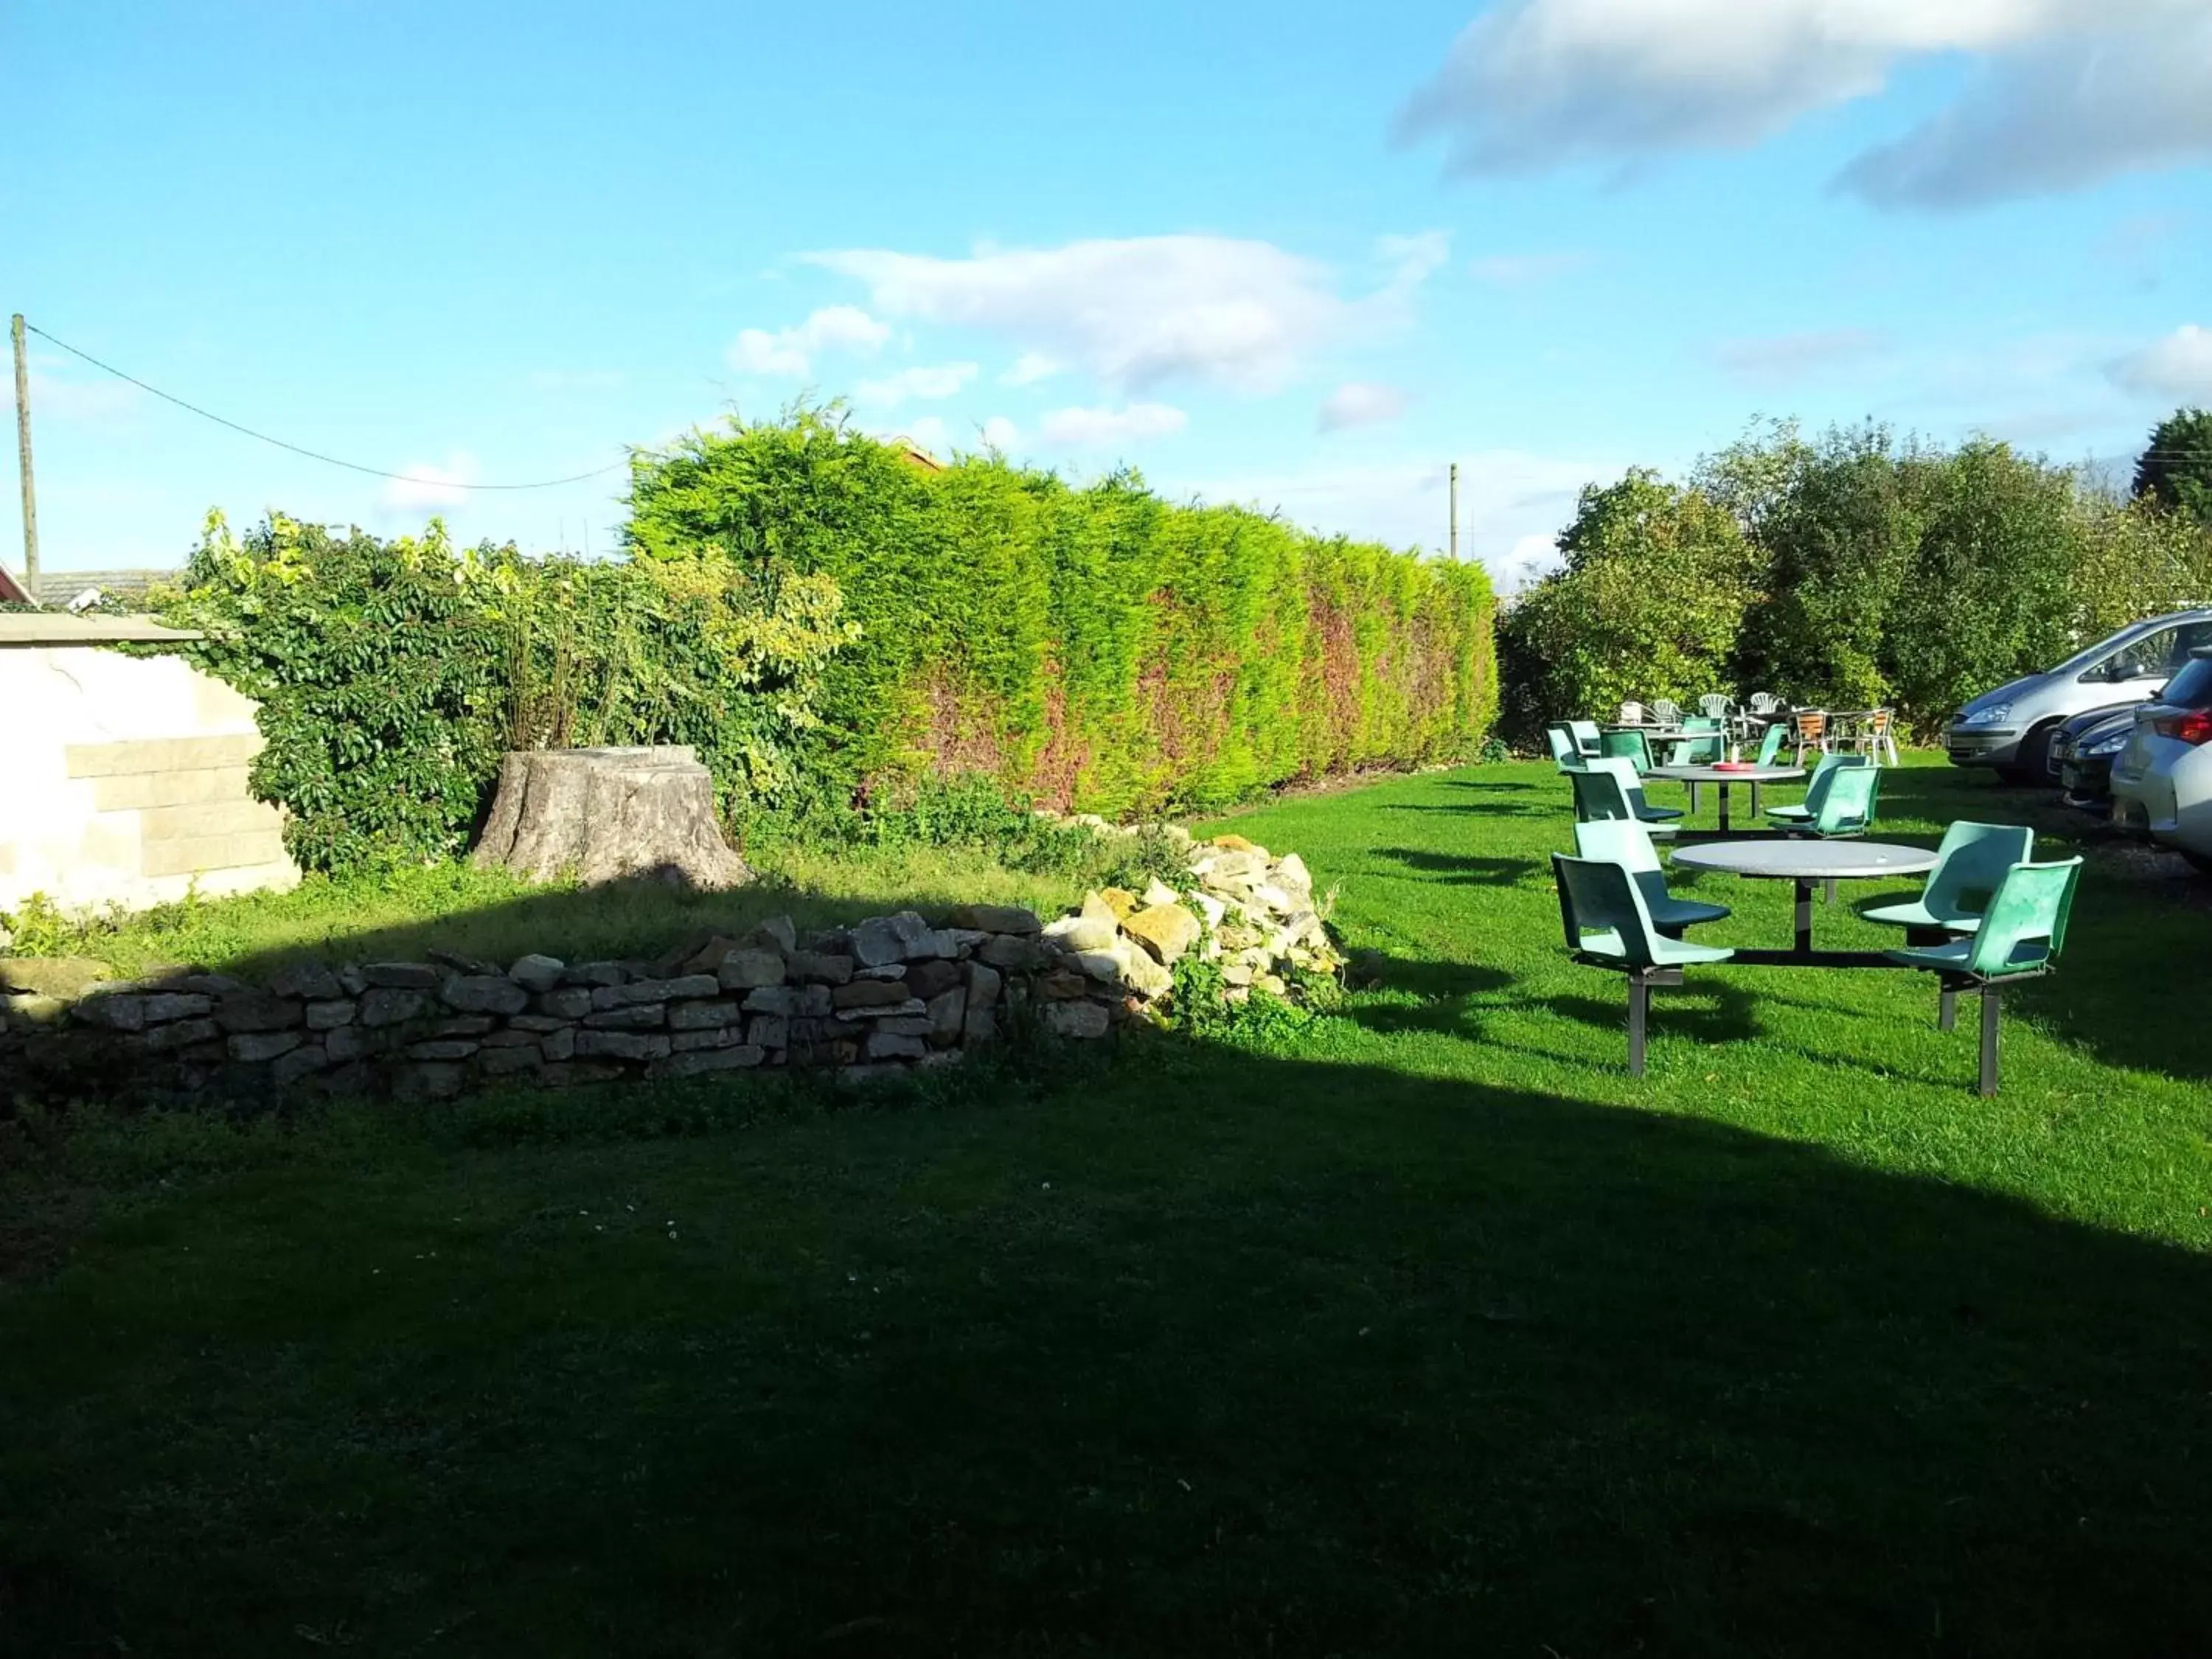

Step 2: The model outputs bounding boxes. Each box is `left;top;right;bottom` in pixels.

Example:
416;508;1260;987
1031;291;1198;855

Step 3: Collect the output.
0;833;1341;1103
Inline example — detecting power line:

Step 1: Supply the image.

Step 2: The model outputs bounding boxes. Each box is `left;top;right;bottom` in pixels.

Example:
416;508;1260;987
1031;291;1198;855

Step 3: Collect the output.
22;321;630;491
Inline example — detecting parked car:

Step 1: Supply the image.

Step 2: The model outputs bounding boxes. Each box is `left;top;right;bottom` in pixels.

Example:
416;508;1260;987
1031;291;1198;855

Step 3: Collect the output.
2110;646;2212;872
2051;704;2141;812
1947;608;2212;782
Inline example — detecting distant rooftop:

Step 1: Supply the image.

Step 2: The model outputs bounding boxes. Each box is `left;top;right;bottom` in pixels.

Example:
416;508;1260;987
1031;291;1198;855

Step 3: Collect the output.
22;568;179;609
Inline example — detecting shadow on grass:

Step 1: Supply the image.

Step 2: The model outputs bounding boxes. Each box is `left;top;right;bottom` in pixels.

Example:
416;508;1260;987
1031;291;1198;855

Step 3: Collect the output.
1540;984;1764;1048
5;1023;2211;1658
1369;846;1535;887
1378;801;1559;820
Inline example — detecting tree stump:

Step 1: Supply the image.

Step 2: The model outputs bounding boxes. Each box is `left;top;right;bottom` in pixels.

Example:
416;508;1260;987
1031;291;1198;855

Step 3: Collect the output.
470;747;751;889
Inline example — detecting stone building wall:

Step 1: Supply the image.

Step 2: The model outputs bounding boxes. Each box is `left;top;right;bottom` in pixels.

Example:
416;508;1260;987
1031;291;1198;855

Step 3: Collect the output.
0;619;299;914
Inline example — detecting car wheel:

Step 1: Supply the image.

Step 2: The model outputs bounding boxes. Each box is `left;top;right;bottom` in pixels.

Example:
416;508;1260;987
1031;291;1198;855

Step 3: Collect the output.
1998;724;2059;785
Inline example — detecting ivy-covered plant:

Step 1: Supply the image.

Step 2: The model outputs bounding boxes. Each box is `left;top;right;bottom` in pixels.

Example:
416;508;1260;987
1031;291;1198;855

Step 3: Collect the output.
156;513;511;873
154;512;853;875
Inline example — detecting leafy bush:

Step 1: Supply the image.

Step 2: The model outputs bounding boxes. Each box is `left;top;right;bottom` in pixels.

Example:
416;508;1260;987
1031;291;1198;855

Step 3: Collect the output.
1504;422;2212;739
626;411;1497;816
156;512;851;874
1498;470;1758;740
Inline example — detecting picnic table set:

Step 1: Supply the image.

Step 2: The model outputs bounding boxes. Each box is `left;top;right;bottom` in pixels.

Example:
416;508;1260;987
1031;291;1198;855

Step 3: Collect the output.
1542;709;2080;1096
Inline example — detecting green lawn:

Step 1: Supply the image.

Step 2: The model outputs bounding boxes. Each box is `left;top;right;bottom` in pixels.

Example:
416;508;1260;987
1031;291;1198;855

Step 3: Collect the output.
6;755;2212;1657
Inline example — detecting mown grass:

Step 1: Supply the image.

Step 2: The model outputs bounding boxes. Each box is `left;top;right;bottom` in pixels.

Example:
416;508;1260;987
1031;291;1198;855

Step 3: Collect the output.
4;755;2211;1658
4;832;1175;981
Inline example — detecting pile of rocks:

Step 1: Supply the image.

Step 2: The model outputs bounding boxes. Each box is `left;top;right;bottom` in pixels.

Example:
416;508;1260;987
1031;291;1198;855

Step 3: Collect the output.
0;834;1340;1103
1036;832;1341;1012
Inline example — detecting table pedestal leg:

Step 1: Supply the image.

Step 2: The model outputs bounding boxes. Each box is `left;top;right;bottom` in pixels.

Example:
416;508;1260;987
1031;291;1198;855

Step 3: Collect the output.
1750;782;1763;818
1717;784;1732;835
1794;879;1815;953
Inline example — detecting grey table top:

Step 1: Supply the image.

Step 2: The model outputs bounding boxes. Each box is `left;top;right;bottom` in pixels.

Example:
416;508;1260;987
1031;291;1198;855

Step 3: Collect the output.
1669;839;1938;880
1646;763;1804;783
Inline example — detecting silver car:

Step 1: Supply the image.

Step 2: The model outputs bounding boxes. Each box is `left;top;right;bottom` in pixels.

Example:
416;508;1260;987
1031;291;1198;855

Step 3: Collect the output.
1946;608;2212;782
2110;646;2212;873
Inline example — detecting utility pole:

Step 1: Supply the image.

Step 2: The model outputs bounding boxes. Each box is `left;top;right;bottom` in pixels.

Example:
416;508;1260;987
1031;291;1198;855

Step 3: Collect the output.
1448;462;1459;560
11;314;37;588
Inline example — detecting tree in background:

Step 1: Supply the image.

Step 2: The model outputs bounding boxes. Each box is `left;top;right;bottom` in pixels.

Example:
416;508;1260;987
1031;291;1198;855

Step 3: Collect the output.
2133;408;2212;526
1880;439;2084;733
1498;470;1757;736
1709;422;1935;712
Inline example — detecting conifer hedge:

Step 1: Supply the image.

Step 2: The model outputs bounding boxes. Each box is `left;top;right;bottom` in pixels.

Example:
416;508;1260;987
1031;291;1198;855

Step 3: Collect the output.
627;414;1497;816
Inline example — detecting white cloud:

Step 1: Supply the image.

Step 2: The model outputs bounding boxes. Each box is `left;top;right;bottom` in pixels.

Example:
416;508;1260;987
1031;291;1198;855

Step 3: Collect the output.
1178;451;1606;587
2110;324;2212;401
380;453;479;512
1834;17;2212;207
1038;403;1189;447
1397;0;2211;208
1469;251;1591;286
810;233;1447;394
726;305;892;378
981;415;1020;450
854;361;979;408
1712;327;1889;388
1318;382;1411;432
1001;352;1060;386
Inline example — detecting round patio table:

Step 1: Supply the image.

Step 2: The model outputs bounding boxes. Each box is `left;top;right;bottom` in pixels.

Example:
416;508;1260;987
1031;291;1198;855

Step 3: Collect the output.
1646;762;1803;835
1669;838;1937;967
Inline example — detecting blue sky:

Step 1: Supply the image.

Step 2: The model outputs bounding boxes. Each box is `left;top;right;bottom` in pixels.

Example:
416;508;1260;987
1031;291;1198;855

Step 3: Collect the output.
9;0;2210;588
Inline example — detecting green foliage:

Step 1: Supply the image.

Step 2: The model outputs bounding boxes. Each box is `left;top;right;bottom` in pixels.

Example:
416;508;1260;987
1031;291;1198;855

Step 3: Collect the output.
155;513;510;872
1505;422;2212;738
2133;406;2212;526
1715;422;1934;710
1879;441;2083;729
155;512;850;874
1498;470;1758;739
625;411;1497;816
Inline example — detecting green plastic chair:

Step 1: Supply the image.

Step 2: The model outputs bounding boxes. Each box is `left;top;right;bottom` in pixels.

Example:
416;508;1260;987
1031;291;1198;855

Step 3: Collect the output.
1764;752;1871;826
1665;717;1726;766
1545;724;1586;771
1573;818;1731;936
1570;758;1683;830
1861;822;2034;941
1566;720;1603;758
1599;728;1654;773
1553;851;1735;1076
1884;856;2083;1096
1803;761;1881;837
1753;721;1787;767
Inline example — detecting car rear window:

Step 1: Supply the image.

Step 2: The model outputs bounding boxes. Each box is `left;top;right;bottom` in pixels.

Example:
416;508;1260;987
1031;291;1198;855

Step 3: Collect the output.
2163;655;2212;709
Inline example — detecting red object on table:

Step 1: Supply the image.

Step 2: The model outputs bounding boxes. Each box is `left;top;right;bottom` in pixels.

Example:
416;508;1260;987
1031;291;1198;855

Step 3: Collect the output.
1711;761;1756;772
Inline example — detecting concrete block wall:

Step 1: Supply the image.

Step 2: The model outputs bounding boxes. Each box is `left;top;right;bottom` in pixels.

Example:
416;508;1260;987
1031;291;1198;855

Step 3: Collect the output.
0;644;299;913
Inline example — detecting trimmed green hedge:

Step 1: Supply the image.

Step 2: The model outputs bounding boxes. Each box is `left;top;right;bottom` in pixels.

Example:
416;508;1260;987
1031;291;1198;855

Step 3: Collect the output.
627;414;1497;815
